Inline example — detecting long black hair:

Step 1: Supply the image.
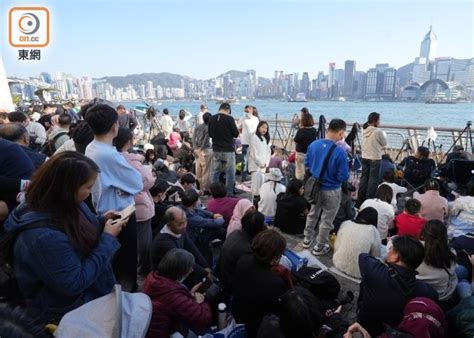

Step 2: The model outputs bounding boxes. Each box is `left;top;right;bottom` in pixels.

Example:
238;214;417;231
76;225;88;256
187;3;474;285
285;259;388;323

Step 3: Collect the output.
363;112;380;129
420;220;457;269
355;207;378;227
255;120;270;144
26;152;101;256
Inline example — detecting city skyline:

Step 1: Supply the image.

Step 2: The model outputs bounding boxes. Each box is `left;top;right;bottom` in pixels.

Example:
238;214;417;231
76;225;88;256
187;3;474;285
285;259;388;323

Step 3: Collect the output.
2;0;473;80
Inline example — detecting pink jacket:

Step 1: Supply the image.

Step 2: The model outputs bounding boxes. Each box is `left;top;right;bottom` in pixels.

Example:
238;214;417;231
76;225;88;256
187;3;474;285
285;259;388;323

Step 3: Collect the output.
122;152;155;222
415;190;448;223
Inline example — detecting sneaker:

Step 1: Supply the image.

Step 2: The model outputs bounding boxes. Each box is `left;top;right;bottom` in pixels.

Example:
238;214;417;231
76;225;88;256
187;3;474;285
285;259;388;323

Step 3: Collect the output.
312;244;331;256
302;238;312;249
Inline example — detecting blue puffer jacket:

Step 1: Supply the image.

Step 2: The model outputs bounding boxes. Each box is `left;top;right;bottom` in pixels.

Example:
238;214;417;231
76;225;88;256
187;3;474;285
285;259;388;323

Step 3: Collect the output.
4;202;120;322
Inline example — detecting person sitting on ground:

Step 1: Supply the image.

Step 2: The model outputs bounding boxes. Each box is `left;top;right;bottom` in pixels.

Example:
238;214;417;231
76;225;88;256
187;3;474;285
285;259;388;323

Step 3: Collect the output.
257;287;323;338
54;115;95;154
333;207;381;279
414;179;449;223
447;178;474;239
417;220;459;305
360;184;395;242
144;149;157;166
150;207;210;287
394;198;427;239
144;248;212;338
48;113;71;151
215;211;266;292
168;172;198;204
258;168;286;224
333;181;356;233
0;123;47;169
356;235;438;336
4;152;127;323
227;198;256;237
9;111;47;150
37;103;57;131
231;229;289;338
268;146;283;172
0;303;53;338
379;170;407;209
274;179;309;235
400;146;436;192
149;178;171;236
206;182;240;226
346;297;447;338
180;189;225;265
167;130;182;155
378;154;396;183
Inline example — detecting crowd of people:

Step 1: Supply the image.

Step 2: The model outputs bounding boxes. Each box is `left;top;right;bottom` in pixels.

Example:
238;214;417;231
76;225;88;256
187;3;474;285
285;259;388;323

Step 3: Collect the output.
0;100;473;338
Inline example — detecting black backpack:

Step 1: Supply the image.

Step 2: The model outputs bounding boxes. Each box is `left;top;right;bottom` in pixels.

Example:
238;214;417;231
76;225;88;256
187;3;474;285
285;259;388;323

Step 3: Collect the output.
293;266;341;300
40;131;68;157
0;221;57;304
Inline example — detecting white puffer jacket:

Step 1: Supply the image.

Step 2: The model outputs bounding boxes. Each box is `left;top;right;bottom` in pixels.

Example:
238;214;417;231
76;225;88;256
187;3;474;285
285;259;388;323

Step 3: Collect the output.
248;133;271;173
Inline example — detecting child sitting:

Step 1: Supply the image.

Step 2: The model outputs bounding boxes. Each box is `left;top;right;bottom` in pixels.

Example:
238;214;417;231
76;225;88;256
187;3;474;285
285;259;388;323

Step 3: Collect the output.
394;198;427;239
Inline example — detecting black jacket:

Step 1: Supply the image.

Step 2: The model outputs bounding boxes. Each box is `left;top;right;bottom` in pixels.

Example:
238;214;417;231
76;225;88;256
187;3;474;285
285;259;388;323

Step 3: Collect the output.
357;253;438;336
215;230;252;290
231;254;288;338
208;113;239;152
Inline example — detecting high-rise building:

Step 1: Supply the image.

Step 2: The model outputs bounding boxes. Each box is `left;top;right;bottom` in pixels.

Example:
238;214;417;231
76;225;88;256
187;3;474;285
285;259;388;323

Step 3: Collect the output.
420;25;438;62
365;68;378;97
343;60;356;97
328;63;336;98
223;75;231;97
382;68;397;98
40;72;52;84
353;71;367;98
301;72;310;98
146;81;155;98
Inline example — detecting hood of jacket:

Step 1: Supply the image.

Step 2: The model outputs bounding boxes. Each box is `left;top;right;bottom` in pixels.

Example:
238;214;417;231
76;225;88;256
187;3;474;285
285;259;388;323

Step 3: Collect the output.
49;127;69;140
362;125;378;138
3;202;49;233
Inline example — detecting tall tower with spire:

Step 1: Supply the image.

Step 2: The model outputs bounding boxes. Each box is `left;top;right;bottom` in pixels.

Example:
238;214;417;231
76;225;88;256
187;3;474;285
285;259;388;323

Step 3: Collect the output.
419;25;438;62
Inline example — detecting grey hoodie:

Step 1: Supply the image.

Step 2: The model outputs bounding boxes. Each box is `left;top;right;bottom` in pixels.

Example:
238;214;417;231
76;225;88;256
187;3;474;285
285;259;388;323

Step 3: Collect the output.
361;126;387;160
48;127;70;150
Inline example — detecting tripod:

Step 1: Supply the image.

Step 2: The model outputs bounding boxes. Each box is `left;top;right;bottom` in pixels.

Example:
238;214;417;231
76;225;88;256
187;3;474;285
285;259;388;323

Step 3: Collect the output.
395;139;412;162
440;121;473;163
283;113;300;150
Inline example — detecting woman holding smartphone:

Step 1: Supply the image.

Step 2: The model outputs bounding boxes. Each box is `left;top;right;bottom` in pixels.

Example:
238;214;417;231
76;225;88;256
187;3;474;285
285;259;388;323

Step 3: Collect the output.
4;151;128;323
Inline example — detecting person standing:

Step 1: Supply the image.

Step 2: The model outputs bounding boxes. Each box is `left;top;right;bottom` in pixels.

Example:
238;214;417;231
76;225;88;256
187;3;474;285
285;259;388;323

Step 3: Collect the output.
159;108;174;138
208;103;239;196
239;105;259;181
195;104;208;127
193;112;213;193
116;104;138;131
85;104;143;291
248;121;271;202
293;109;317;180
303;119;349;256
357;112;387;205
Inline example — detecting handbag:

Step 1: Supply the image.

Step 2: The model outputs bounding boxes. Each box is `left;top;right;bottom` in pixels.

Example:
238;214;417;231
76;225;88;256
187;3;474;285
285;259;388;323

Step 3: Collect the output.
303;144;337;204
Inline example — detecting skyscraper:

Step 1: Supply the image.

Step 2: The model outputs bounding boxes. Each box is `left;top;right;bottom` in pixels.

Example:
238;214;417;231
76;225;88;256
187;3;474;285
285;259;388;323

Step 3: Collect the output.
343;60;356;97
328;63;336;98
420;25;438;62
301;72;310;98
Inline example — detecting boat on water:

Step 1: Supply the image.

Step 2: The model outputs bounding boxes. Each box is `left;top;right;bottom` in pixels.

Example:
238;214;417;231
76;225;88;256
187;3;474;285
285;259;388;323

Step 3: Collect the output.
288;92;308;102
425;99;457;104
215;97;239;104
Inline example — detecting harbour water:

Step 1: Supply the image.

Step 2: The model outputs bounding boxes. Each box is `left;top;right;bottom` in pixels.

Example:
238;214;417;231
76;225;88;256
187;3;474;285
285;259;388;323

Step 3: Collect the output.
124;100;474;129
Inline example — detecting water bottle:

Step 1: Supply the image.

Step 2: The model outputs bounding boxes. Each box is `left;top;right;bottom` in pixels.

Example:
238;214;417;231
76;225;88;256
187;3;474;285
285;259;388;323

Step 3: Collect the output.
217;303;227;330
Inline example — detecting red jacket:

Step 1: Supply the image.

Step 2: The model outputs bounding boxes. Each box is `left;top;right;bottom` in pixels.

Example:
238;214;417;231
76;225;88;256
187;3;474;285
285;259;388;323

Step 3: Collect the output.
395;212;427;239
143;272;212;338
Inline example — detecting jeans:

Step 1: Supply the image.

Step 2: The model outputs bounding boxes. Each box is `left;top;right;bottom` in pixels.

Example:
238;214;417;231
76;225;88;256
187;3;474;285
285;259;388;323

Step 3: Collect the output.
358;159;381;202
241;145;249;181
212;151;236;196
136;219;152;284
304;188;342;248
295;152;306;180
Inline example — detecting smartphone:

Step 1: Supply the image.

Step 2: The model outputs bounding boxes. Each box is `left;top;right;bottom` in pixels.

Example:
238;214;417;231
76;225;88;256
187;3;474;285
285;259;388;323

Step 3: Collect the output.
196;277;213;294
112;203;136;225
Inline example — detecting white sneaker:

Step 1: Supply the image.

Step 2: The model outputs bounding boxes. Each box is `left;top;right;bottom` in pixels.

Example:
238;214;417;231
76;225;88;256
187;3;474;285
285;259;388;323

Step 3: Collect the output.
312;244;331;256
302;238;312;249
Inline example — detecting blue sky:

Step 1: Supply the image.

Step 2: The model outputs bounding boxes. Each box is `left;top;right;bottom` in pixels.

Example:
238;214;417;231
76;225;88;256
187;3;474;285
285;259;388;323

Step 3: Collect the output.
2;0;473;79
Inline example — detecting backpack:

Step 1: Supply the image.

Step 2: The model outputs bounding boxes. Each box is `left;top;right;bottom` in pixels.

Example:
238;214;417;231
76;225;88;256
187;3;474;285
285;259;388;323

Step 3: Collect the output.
41;131;68;157
293;266;341;300
0;220;57;304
